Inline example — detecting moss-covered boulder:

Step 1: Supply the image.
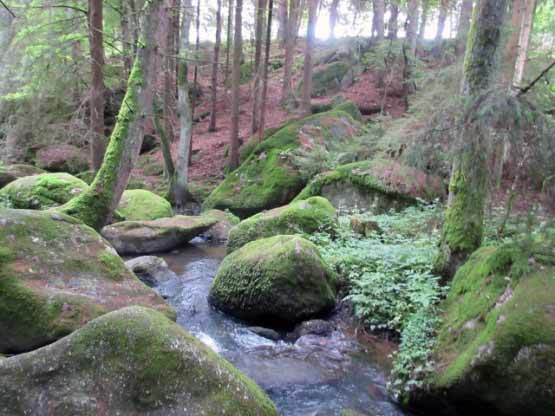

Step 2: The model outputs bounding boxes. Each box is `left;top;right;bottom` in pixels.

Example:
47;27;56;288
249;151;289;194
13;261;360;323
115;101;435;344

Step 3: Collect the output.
102;214;218;255
298;61;354;97
409;243;555;416
0;306;278;416
117;189;173;221
0;164;45;189
0;209;175;354
203;209;241;242
36;144;89;174
209;235;336;325
203;109;364;217
0;172;88;209
294;158;446;214
227;197;337;252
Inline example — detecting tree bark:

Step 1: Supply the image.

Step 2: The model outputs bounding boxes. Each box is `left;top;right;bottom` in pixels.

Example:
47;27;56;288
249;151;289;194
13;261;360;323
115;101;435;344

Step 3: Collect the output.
387;0;399;40
406;0;419;56
329;0;340;39
209;0;223;132
373;0;385;41
251;0;267;133
259;0;274;141
277;0;288;45
224;0;233;86
419;0;429;40
229;0;243;169
301;0;318;115
281;0;300;106
436;0;508;279
170;0;194;208
511;0;535;90
89;0;106;171
436;0;449;41
120;0;132;77
60;0;163;230
456;0;474;55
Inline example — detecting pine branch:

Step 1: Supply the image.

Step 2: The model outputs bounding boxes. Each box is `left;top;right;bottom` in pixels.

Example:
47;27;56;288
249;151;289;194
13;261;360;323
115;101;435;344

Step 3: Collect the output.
517;60;555;97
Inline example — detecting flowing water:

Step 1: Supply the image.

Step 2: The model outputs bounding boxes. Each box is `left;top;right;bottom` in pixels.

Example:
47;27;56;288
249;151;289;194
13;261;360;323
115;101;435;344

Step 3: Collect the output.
156;239;412;416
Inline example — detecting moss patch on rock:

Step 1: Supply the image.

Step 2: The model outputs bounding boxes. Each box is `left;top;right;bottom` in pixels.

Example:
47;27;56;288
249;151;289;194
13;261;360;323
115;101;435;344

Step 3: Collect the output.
117;189;173;221
298;61;352;97
0;172;88;209
209;235;336;326
0;306;278;416
203;109;364;217
0;208;175;354
228;196;337;252
411;242;555;416
294;158;446;214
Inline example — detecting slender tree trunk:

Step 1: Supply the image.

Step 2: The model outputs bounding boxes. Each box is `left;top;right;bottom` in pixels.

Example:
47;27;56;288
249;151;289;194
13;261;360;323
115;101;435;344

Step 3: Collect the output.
511;0;535;90
89;0;106;171
209;0;223;132
281;0;299;106
406;0;419;56
170;0;194;208
373;0;385;41
120;0;132;77
419;0;429;40
277;0;288;45
436;0;449;41
163;0;176;144
388;0;399;40
329;0;340;39
60;0;163;230
435;0;508;279
229;0;243;169
301;0;318;114
129;0;140;56
252;0;267;133
224;0;233;86
456;0;474;55
259;0;274;141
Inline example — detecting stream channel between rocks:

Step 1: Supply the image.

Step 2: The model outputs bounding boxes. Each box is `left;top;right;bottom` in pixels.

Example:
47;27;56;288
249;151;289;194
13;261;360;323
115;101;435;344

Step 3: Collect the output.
151;238;413;416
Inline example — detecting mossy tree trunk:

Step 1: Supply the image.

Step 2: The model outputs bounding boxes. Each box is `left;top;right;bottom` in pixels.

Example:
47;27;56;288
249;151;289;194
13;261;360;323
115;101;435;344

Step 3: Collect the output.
435;0;508;279
456;0;474;55
59;0;163;230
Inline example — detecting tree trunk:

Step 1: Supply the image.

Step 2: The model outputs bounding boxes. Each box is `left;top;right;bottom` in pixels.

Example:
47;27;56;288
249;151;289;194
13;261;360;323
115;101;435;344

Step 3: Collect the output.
406;0;419;56
224;0;234;86
163;0;176;144
388;0;399;40
329;0;340;39
436;0;449;41
170;0;194;208
259;0;274;140
209;0;223;132
251;0;267;133
456;0;474;55
511;0;535;90
281;0;299;106
373;0;385;41
60;0;163;230
419;0;429;40
301;0;318;114
277;0;288;45
229;0;243;169
120;0;132;77
89;0;106;171
435;0;508;279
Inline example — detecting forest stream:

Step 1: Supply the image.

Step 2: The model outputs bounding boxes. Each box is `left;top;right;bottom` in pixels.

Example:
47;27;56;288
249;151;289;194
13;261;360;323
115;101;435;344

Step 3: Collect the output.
151;238;412;416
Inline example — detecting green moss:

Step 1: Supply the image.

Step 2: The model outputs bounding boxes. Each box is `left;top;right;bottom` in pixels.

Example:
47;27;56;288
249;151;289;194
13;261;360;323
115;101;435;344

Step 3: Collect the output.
298;61;351;97
98;250;127;282
333;100;363;122
58;61;144;230
0;173;88;209
227;196;337;252
203;109;364;216
209;235;336;324
117;189;173;221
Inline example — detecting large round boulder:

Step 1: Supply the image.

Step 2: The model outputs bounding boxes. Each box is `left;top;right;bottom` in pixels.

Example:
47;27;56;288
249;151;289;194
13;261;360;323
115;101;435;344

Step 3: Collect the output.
409;243;555;416
117;189;173;221
209;235;336;325
102;214;218;255
0;208;175;354
202;108;364;217
0;172;88;209
0;306;278;416
294;158;446;214
0;164;45;189
227;196;337;252
36;144;89;174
